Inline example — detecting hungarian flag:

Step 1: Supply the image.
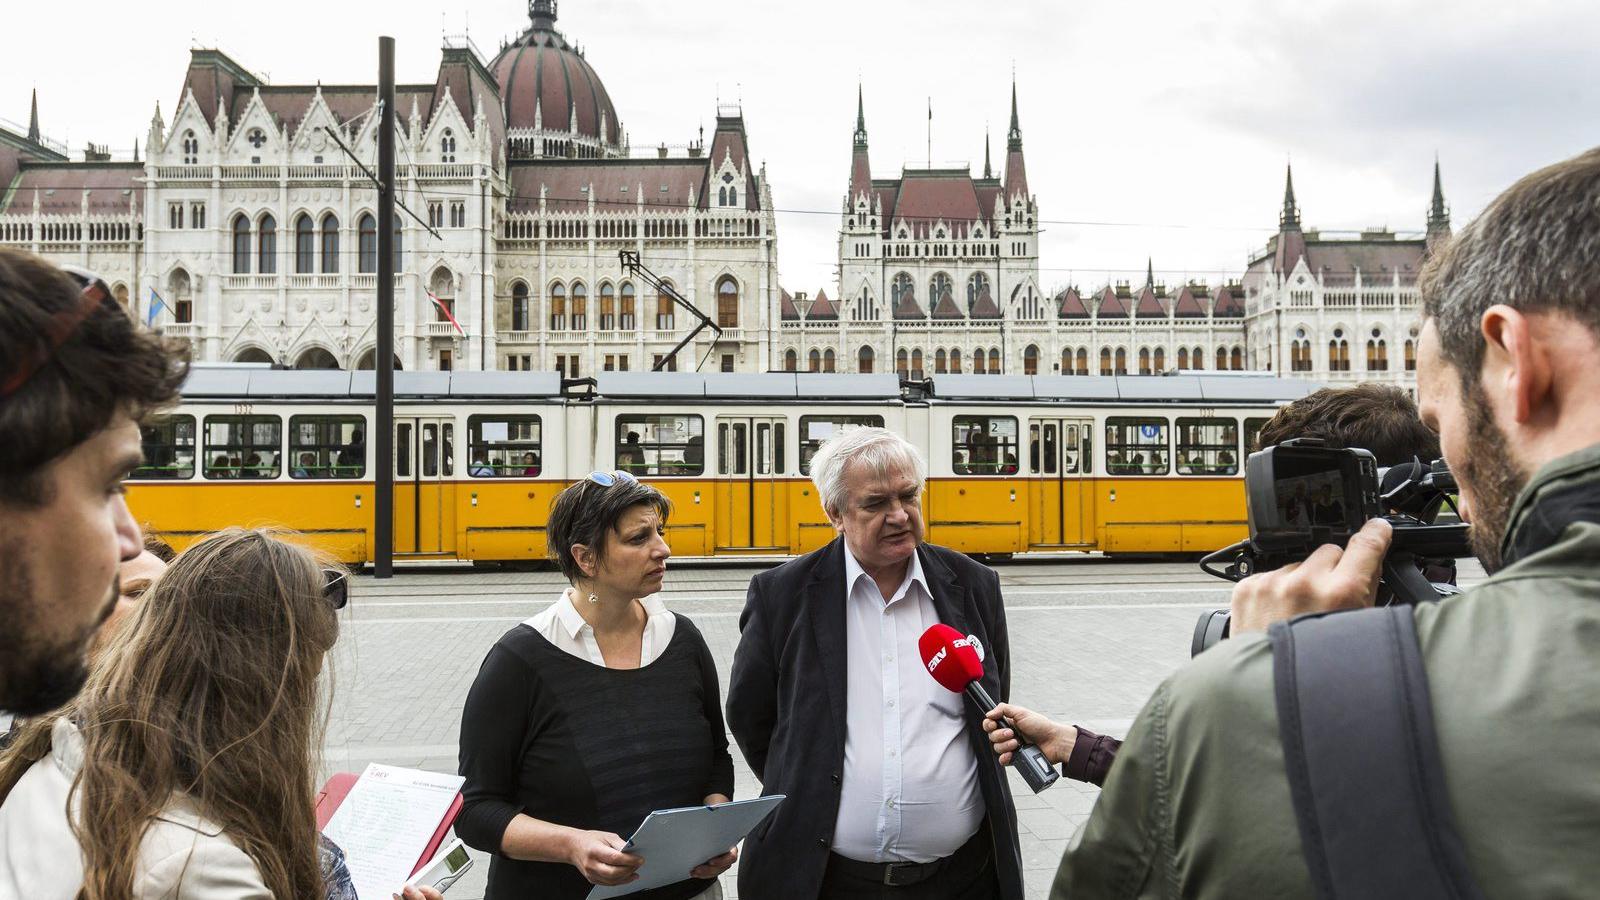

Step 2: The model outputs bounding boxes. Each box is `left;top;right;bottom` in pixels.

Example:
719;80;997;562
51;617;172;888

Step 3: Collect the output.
426;289;467;337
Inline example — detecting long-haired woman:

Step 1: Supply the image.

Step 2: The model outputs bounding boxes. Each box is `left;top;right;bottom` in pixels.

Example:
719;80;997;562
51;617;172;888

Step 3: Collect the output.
0;528;436;900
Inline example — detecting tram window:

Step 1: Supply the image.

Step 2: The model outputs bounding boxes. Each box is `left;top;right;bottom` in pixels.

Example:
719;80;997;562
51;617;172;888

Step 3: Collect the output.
1030;423;1056;475
442;424;454;477
203;415;282;479
774;423;785;474
468;415;542;477
135;415;196;479
1176;417;1240;476
288;415;366;479
1105;417;1169;476
719;422;749;476
953;416;1019;476
616;414;704;476
798;415;884;474
396;423;413;478
1244;416;1273;453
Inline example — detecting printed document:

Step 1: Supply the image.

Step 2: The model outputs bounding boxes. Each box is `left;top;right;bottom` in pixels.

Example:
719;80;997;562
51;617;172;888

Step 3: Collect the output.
322;763;465;900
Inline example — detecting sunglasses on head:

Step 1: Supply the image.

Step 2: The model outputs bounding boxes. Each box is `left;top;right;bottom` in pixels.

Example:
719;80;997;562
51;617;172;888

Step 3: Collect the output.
587;470;639;487
323;568;350;610
0;264;116;398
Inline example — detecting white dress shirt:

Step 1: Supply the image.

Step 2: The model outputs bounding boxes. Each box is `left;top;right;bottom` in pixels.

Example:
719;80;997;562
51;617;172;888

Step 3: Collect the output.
524;587;677;667
832;544;985;864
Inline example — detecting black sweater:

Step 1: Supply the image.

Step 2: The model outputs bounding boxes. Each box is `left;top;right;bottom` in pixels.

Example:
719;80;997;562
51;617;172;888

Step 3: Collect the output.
457;615;735;900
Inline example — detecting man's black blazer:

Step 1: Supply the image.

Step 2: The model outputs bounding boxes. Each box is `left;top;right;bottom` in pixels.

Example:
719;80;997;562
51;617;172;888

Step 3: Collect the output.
726;538;1024;900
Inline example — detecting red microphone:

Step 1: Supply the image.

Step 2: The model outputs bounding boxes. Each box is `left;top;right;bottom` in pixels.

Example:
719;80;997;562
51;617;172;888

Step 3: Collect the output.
919;623;1059;793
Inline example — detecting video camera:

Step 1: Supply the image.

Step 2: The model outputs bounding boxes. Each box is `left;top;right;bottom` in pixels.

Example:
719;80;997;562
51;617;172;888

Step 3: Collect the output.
1191;439;1472;656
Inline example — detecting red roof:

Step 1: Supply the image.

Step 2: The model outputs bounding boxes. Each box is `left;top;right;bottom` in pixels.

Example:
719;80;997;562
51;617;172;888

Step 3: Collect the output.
970;286;1001;319
704;116;759;212
892;286;925;319
893;171;985;238
807;287;837;320
931;287;962;319
1056;287;1089;318
3;162;142;215
779;287;797;320
1096;286;1129;318
1004;147;1028;199
1213;285;1244;318
490;28;621;147
850;147;871;201
1172;285;1207;317
507;159;707;213
1133;284;1165;317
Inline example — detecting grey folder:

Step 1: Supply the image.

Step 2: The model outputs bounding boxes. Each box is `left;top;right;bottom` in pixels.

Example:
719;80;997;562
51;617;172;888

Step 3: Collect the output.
586;795;786;900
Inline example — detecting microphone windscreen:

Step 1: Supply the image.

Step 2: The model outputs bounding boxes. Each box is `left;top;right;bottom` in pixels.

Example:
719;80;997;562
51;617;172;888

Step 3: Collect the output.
918;623;985;694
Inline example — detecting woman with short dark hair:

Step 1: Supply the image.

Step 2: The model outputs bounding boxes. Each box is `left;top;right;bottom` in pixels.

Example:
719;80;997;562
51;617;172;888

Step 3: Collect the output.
456;472;737;900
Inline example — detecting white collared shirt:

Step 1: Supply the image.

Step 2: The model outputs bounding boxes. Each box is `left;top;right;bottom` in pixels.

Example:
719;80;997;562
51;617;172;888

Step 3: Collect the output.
524;587;677;667
832;544;984;864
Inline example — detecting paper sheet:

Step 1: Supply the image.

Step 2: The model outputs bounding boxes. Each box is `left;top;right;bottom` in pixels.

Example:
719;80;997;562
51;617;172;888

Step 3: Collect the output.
588;795;785;900
321;763;465;900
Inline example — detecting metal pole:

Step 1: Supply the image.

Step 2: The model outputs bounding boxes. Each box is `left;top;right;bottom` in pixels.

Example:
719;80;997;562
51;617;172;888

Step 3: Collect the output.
374;36;396;578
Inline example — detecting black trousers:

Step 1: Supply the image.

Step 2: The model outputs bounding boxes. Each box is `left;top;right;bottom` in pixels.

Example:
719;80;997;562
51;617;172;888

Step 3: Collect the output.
817;822;999;900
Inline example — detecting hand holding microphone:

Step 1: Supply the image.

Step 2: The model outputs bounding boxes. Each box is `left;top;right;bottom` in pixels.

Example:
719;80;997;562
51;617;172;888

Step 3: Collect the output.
918;624;1060;793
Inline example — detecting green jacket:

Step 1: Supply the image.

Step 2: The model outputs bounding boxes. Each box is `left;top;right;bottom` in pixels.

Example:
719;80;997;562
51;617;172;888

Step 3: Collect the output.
1053;443;1600;899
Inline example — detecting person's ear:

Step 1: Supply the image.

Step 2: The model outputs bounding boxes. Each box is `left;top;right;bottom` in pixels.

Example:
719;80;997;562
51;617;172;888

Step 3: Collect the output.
571;543;598;579
825;505;846;534
1480;305;1551;425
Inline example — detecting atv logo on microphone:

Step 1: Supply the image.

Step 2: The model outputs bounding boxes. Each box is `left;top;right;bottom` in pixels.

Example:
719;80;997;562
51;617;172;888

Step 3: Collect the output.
925;647;947;674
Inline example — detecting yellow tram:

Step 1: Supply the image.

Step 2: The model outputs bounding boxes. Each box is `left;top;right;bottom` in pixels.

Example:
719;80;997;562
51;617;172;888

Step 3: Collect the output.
127;368;1317;564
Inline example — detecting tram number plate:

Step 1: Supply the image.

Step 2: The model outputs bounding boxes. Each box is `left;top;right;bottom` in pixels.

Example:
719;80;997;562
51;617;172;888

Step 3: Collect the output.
234;403;254;415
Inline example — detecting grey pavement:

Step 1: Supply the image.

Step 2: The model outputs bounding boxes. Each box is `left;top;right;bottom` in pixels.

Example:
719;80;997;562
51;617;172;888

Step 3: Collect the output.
323;555;1486;900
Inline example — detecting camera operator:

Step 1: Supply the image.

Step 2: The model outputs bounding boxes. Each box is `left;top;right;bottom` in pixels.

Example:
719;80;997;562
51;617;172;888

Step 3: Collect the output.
1035;148;1600;899
984;383;1440;787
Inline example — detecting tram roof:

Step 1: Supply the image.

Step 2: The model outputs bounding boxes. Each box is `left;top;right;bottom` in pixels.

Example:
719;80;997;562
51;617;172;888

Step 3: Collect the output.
179;367;564;399
928;374;1323;403
593;372;903;399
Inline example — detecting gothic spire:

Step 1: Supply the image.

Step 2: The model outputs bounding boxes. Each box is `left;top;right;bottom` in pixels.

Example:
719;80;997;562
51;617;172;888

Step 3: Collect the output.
1427;157;1450;233
1280;162;1301;229
1006;79;1022;151
28;87;40;143
984;125;992;179
853;82;867;148
1146;258;1155;288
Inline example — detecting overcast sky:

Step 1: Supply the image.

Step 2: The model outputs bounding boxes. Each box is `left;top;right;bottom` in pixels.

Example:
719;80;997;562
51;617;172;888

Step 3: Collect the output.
7;0;1599;295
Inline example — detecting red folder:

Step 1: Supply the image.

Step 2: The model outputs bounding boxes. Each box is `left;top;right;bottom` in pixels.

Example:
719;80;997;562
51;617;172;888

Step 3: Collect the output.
316;771;464;878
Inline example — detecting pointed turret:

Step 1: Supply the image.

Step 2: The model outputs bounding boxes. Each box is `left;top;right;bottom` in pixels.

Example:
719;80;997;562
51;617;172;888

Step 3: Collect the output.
28;88;40;143
983;125;992;180
1427;157;1450;235
1003;80;1028;199
1273;162;1307;274
849;84;872;205
1280;162;1300;229
1145;257;1155;288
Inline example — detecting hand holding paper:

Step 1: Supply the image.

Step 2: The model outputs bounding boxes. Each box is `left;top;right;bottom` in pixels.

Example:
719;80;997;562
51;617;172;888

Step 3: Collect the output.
568;830;644;887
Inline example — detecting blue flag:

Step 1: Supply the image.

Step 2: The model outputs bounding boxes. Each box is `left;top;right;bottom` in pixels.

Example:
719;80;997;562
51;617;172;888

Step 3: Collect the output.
146;288;166;327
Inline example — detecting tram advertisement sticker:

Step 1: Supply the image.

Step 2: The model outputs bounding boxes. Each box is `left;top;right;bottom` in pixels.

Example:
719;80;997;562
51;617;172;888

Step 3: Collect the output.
1139;424;1160;439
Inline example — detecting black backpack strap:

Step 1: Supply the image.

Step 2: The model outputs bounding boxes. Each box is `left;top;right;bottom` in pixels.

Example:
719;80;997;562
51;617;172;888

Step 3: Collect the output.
1268;606;1484;900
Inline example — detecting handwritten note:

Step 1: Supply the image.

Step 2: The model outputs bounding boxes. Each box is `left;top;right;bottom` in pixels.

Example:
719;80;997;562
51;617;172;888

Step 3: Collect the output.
322;763;464;900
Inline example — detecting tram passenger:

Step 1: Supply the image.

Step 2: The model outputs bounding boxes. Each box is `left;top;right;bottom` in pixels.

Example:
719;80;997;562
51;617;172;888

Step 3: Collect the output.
617;432;646;473
0;249;185;718
728;426;1025;900
522;451;541;477
0;529;442;900
293;451;317;478
470;449;495;477
683;434;705;473
457;472;737;900
337;429;365;472
968;421;998;474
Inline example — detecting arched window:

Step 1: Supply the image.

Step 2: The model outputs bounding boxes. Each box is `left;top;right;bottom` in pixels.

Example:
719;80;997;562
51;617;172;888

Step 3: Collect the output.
807;349;820;372
440;128;456;163
1100;348;1113;376
824;348;836;372
966;272;990;314
936;349;948;373
950;348;962;374
1154;347;1166;371
1139;348;1151;375
973;349;986;375
1405;339;1417;372
1231;347;1244;370
295;214;315;273
570;282;587;330
1218;346;1229;370
182;130;199;165
656;282;675;330
1024;344;1039;375
257;214;277;274
1192;345;1204;370
896;348;910;378
549;282;567;330
320;214;340;273
728;187;737;206
232;214;251;273
1076;348;1088;375
930;272;953;311
620;282;636;329
719;186;728;206
1178;347;1190;370
784;349;798;372
891;272;914;307
988;348;1001;374
911;349;924;380
716;276;738;328
1328;340;1342;371
358;213;377;273
1115;348;1128;375
599;282;616;330
858;345;875;374
392;217;403;272
1061;348;1073;375
511;281;530;332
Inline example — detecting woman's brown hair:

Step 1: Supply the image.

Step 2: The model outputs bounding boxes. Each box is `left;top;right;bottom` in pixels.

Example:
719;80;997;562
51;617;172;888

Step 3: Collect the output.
0;528;339;898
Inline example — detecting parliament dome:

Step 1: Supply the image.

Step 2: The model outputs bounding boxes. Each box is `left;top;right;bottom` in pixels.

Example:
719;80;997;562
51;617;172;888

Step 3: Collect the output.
491;0;623;158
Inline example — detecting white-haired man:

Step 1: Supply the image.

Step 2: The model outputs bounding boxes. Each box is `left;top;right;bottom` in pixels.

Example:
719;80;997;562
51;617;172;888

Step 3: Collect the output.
727;427;1024;900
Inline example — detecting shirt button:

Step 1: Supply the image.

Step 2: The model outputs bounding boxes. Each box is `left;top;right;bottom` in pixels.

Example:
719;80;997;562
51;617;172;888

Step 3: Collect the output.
831;773;841;785
888;699;897;708
818;837;829;847
887;799;896;809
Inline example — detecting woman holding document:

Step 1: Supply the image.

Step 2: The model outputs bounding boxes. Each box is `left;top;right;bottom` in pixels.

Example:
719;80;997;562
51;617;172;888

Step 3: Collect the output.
457;472;738;899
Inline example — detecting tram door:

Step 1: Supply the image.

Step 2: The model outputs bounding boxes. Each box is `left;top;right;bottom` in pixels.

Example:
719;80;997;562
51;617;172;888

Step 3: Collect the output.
715;416;789;552
393;416;458;555
1028;418;1094;547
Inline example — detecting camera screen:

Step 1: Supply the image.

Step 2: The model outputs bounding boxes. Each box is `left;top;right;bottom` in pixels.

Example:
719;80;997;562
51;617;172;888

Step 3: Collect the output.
1272;452;1361;531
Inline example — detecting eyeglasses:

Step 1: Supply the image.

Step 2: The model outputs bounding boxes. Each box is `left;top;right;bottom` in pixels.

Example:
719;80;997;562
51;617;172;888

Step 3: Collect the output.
587;470;639;487
323;568;350;610
0;265;116;398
